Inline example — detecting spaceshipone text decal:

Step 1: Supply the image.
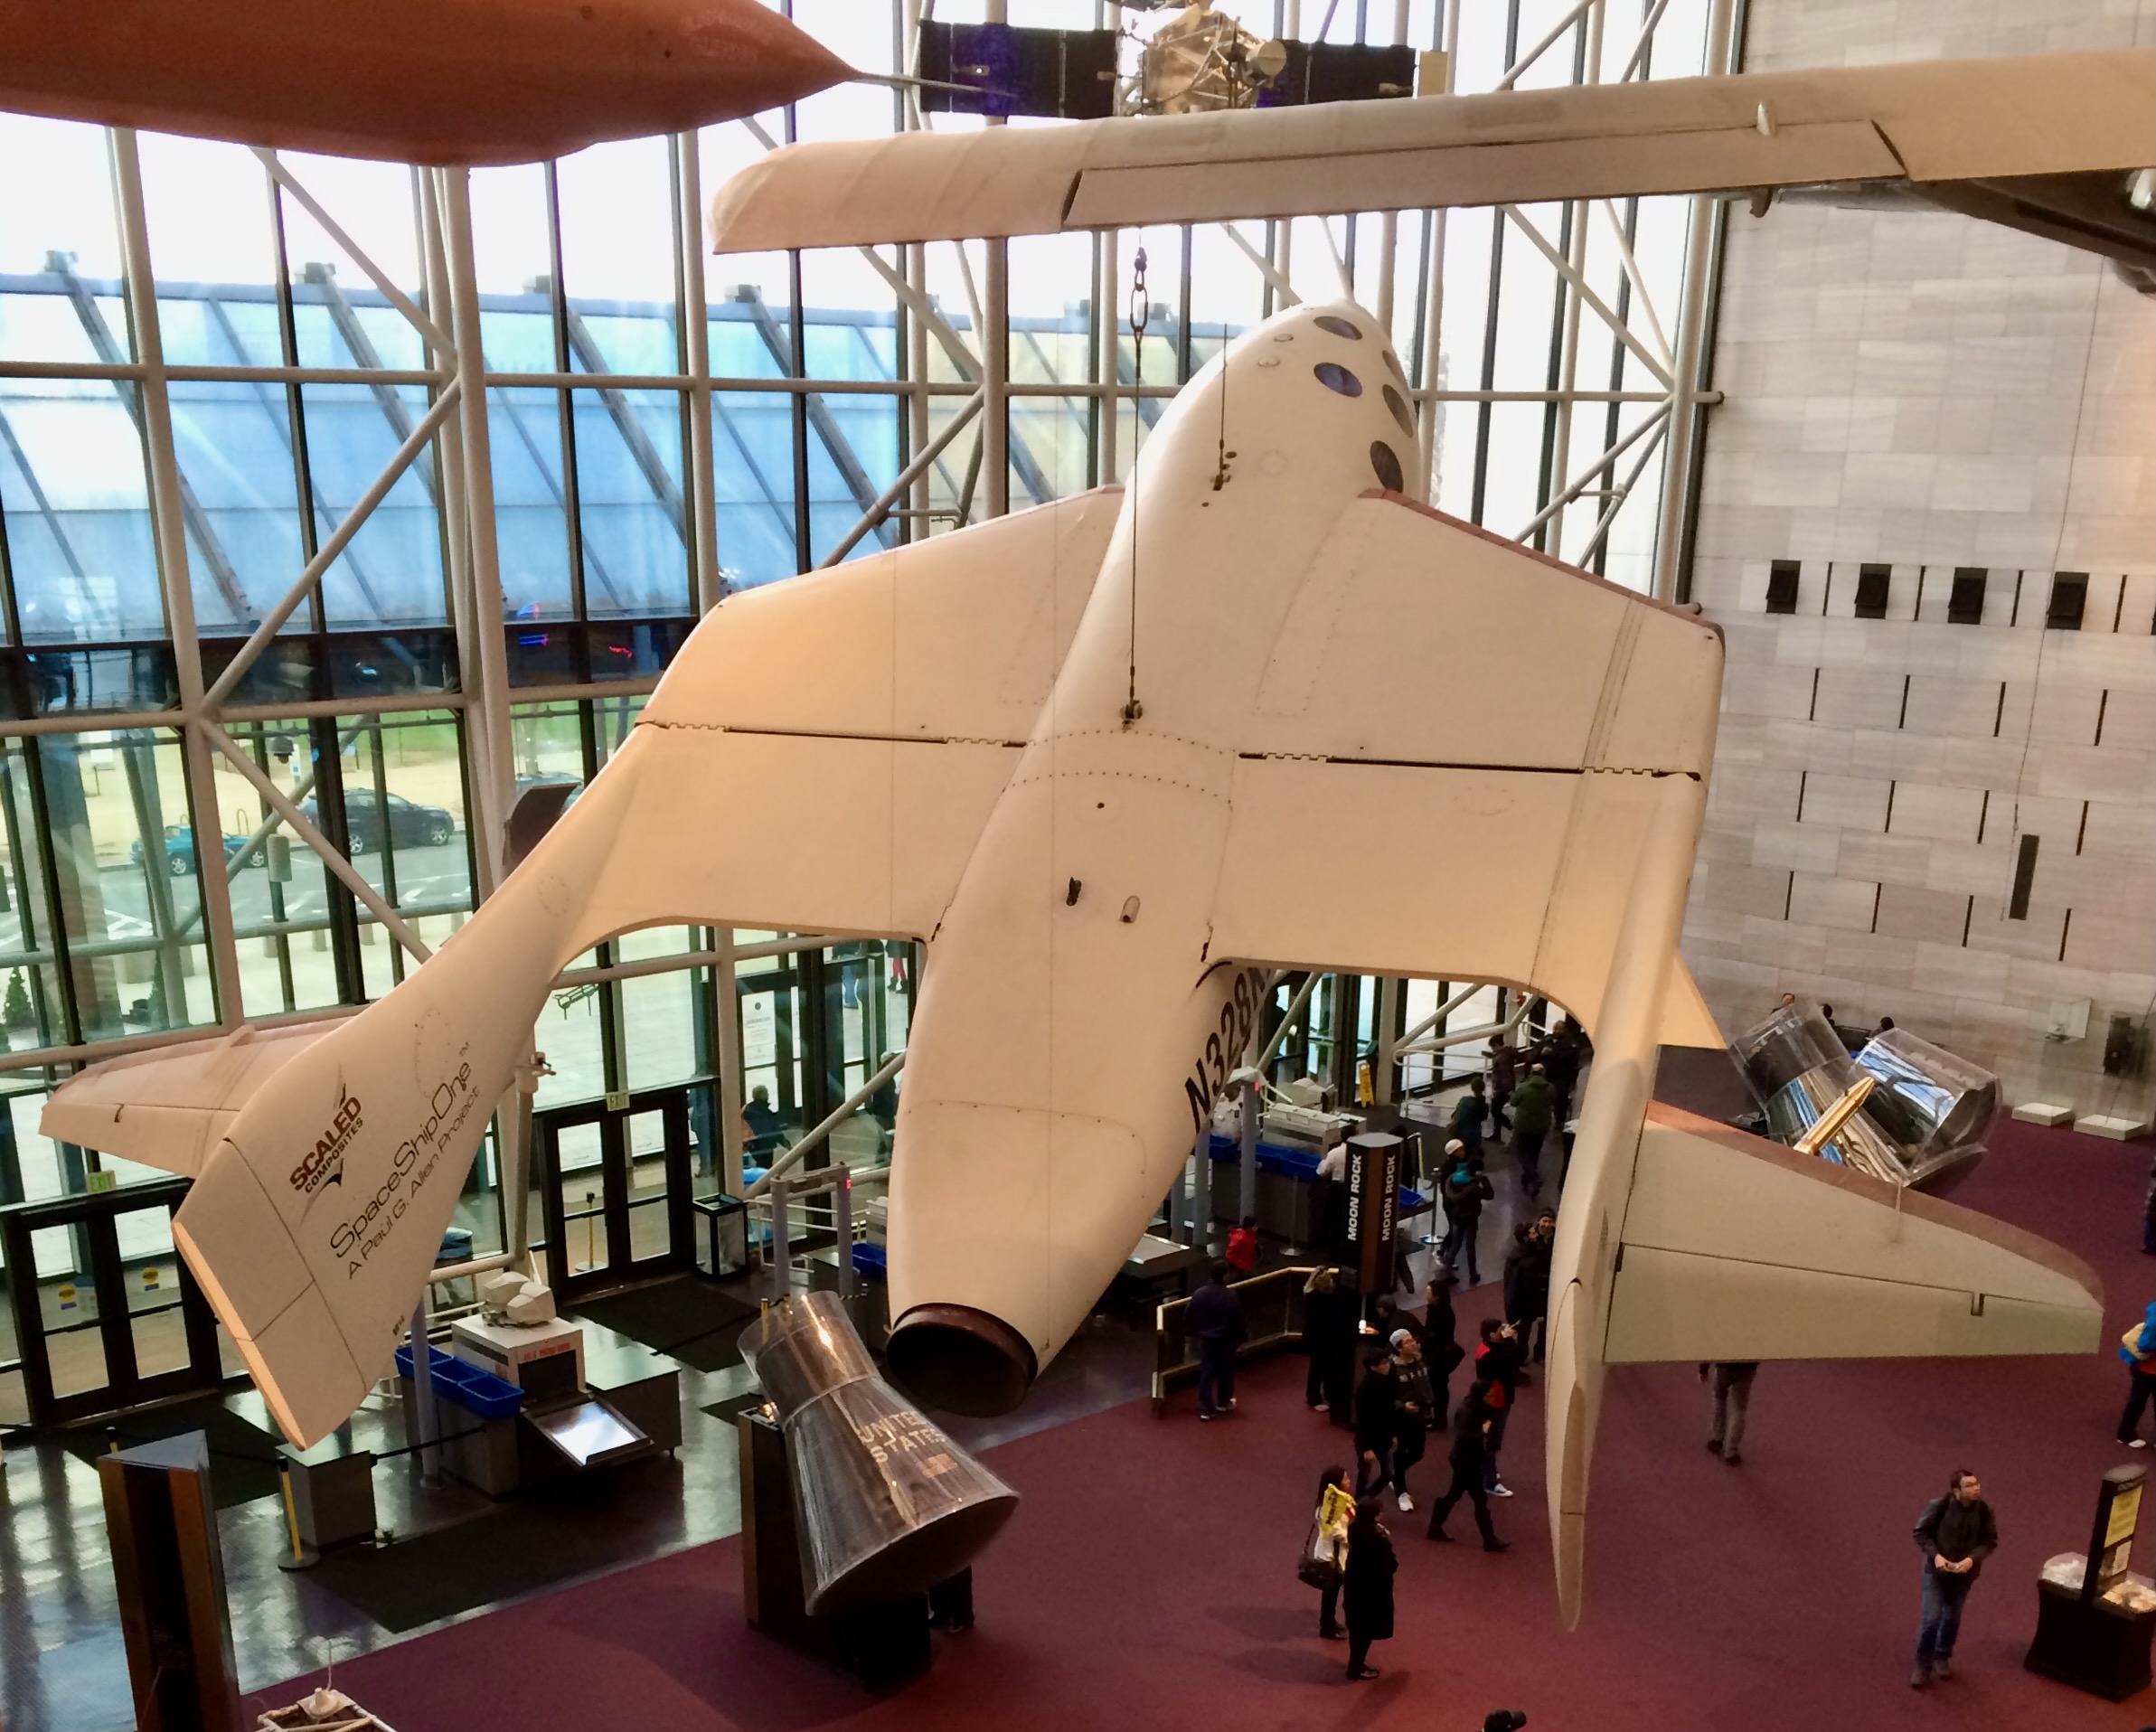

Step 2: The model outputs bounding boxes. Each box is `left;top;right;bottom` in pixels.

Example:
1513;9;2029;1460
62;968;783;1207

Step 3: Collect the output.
1183;967;1271;1137
326;1058;478;1276
289;1086;363;1200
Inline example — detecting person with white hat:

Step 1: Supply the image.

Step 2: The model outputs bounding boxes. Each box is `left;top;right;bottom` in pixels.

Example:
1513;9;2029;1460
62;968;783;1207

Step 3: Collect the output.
1437;1140;1494;1285
1387;1328;1435;1511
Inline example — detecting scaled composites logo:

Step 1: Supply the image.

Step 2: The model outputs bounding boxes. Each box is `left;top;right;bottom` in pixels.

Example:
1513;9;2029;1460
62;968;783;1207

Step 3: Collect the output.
288;1086;364;1202
327;1059;479;1276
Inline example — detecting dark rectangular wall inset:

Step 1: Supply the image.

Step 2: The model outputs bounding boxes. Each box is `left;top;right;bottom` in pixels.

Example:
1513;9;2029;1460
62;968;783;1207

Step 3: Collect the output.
2046;571;2088;631
2008;833;2040;921
1948;568;1987;625
1765;560;1800;616
1854;563;1891;618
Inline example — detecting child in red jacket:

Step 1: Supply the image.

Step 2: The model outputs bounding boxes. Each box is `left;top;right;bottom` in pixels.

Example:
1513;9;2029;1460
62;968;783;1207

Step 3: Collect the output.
1225;1214;1259;1274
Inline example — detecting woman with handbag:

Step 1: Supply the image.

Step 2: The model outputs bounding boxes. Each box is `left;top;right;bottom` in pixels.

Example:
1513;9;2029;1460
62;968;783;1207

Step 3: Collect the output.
1342;1494;1398;1680
1301;1465;1355;1639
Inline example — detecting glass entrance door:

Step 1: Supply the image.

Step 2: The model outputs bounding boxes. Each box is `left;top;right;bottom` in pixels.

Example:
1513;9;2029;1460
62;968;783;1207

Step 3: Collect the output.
0;1179;225;1427
534;1087;694;1304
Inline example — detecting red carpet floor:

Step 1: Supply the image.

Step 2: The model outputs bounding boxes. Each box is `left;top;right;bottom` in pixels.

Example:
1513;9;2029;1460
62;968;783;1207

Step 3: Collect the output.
275;1121;2152;1731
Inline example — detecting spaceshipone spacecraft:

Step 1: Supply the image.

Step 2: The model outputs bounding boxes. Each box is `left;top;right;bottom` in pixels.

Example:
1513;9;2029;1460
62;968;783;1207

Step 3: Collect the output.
36;36;2139;1624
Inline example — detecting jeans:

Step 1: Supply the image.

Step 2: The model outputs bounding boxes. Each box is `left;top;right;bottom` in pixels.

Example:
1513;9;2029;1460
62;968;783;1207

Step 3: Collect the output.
1320;1578;1342;1636
2122;1368;2156;1443
1197;1342;1236;1416
1483;1406;1511;1490
1427;1461;1499;1545
1390;1421;1427;1497
1916;1568;1971;1664
1356;1445;1392;1500
1514;1131;1545;1195
1440;1217;1480;1285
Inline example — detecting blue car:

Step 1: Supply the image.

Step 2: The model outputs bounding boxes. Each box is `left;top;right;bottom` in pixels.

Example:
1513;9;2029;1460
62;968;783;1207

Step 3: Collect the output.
130;827;259;878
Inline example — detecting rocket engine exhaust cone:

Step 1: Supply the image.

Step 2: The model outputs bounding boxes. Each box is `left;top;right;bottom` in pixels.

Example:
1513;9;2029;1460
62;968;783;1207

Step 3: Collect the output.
741;1292;1020;1615
885;1304;1038;1418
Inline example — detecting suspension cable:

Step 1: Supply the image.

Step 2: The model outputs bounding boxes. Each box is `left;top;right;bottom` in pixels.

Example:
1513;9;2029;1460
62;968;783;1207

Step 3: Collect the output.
1123;247;1149;726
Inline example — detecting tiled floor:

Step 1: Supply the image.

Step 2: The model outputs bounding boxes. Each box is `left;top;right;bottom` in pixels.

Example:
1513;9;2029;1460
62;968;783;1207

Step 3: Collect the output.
0;1117;1528;1732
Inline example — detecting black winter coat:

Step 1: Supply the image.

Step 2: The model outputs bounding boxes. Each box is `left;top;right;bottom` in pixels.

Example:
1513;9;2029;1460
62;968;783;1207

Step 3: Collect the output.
1342;1525;1398;1638
1355;1365;1399;1453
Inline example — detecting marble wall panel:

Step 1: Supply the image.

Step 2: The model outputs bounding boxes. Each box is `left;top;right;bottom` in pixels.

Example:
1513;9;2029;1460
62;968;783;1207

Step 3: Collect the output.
1682;0;2155;1115
1811;667;1906;730
1885;782;1984;842
1694;861;1795;920
1873;884;1971;946
1754;820;1844;875
1838;832;1935;887
1788;871;1880;932
2082;799;2156;864
1798;772;1891;832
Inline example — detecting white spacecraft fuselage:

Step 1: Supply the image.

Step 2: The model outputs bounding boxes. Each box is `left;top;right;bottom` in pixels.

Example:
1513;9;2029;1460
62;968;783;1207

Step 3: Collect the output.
887;304;1422;1396
44;297;2101;1628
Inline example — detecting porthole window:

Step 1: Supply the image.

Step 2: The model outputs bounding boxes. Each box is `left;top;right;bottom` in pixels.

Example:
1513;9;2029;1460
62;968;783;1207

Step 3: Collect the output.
1313;362;1361;397
1381;349;1406;383
1313;315;1363;340
1381;383;1415;438
1370;440;1404;492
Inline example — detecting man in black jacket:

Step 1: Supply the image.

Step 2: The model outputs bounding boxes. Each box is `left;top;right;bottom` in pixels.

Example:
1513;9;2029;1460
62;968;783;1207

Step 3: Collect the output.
1187;1261;1246;1421
1910;1468;1998;1688
1353;1348;1399;1499
1425;1378;1508;1552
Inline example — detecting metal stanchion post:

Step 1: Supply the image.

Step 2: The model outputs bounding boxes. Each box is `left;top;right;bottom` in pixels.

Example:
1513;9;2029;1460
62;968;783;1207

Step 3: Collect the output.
410;1294;440;1489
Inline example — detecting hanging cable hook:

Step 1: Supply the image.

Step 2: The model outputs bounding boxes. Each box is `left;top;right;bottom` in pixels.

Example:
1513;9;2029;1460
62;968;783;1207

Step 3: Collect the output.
1122;247;1149;727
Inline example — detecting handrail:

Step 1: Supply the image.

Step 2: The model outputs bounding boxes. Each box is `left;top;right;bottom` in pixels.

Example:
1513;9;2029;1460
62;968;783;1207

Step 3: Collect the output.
742;1051;904;1197
1152;1263;1323;1408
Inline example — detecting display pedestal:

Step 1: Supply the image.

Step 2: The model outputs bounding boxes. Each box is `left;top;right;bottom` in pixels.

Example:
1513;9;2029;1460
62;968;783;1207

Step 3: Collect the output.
2026;1575;2156;1701
739;1408;967;1690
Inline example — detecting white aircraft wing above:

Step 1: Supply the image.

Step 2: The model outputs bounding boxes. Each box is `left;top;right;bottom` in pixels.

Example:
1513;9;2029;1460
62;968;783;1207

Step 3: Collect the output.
709;49;2155;254
45;485;1116;1191
1205;493;1725;1049
42;1020;345;1177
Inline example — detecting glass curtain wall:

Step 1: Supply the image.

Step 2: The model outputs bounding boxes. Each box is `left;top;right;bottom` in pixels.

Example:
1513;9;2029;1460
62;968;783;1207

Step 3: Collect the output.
0;0;1719;1417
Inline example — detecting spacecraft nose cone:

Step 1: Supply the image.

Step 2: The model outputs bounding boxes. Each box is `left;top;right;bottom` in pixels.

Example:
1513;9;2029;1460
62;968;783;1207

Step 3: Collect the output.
683;0;854;118
886;1304;1039;1417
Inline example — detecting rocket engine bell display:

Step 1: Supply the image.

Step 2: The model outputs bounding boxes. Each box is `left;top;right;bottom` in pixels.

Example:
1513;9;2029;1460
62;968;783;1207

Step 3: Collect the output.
740;1293;1019;1615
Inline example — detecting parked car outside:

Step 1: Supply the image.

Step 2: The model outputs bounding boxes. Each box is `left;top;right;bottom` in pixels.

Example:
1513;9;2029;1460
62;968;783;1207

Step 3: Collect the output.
300;790;457;853
128;827;259;877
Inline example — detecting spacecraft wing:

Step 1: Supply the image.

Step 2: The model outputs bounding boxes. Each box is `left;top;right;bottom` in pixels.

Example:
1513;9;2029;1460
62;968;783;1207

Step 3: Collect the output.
1208;494;1725;1048
708;50;2155;251
42;489;1120;1447
1605;1104;2104;1361
41;1021;344;1178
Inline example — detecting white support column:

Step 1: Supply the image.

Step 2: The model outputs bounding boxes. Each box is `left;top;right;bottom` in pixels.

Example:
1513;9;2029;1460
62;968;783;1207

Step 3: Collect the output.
1649;0;1736;604
676;130;724;616
438;166;516;893
1375;0;1409;336
1373;975;1402;1106
984;238;1010;518
108;127;245;1031
984;0;1009;518
1416;0;1462;494
715;926;746;1197
1546;1;1605;562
